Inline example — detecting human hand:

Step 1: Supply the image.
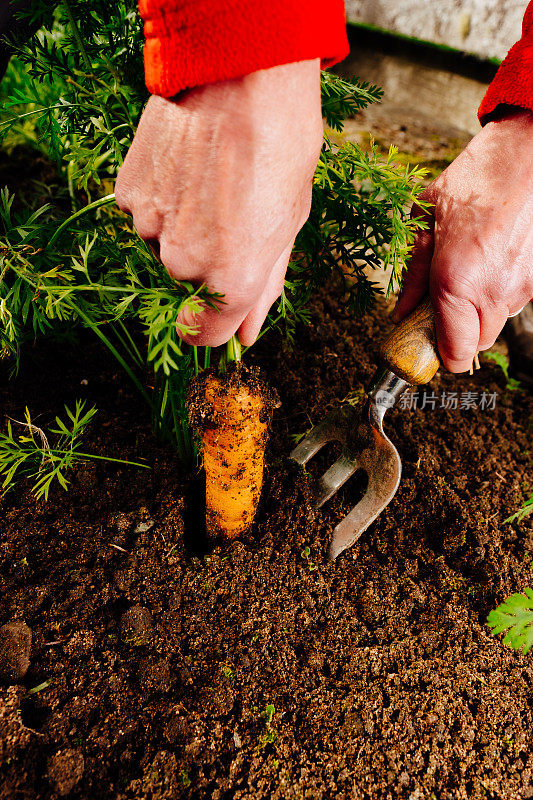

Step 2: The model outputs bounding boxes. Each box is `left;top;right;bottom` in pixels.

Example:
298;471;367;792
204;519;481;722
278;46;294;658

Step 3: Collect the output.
115;60;323;347
392;109;533;373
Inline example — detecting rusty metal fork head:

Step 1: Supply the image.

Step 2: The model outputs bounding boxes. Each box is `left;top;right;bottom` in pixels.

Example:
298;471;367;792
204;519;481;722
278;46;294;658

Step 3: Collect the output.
290;368;408;560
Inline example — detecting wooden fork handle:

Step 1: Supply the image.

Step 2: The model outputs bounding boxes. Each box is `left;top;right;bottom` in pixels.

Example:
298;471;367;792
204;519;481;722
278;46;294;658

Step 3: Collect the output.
379;297;440;385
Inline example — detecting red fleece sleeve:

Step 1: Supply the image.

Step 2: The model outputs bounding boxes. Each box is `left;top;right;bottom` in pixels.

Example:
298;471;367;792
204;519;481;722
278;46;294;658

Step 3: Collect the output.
478;1;533;123
138;0;349;97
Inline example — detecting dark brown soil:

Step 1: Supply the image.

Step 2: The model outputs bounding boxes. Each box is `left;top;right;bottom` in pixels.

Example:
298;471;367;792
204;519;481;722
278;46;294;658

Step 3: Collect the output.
1;288;532;800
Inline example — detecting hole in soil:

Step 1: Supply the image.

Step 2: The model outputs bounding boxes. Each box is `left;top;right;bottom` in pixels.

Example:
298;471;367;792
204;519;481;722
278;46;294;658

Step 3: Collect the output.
20;698;52;731
182;475;210;558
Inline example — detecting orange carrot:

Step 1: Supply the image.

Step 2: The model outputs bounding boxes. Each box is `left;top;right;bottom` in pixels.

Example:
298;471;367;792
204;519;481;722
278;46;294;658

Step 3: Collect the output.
188;364;277;541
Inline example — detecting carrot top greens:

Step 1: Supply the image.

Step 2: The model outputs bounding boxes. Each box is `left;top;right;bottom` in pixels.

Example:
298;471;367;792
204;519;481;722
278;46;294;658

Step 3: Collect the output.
1;1;427;471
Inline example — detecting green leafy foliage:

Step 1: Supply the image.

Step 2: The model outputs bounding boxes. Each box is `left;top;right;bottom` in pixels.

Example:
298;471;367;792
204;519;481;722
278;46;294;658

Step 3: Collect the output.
286;138;428;336
0;399;147;499
483;351;521;391
487;588;533;654
0;1;428;465
260;703;277;747
301;545;317;571
320;72;383;131
505;490;533;523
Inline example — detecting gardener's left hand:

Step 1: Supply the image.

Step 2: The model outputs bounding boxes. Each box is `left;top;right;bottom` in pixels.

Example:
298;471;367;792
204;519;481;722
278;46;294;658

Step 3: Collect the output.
115;60;323;347
393;108;533;373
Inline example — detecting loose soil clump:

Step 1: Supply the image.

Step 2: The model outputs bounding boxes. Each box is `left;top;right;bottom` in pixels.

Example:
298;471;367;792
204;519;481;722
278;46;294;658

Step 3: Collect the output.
0;288;532;800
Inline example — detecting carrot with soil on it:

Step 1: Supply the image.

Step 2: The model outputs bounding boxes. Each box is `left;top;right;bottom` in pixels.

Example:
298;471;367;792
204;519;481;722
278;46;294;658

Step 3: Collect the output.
188;358;278;541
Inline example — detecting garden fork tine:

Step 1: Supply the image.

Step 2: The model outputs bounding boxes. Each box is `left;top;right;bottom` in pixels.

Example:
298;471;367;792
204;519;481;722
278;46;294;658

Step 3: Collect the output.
290;298;441;561
291;404;362;505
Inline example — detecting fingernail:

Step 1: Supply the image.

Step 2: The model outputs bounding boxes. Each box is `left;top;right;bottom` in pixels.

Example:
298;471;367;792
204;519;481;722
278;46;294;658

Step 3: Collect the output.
176;306;202;340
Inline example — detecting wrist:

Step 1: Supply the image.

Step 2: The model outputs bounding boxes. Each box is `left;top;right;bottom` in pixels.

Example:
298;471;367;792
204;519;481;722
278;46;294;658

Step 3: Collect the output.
159;60;323;160
484;105;533;129
478;106;533;166
170;59;321;115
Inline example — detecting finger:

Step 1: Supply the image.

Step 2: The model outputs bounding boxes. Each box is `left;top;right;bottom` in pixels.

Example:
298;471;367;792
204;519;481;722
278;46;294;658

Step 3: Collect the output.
114;174;132;215
174;261;274;346
238;242;294;347
392;204;435;322
431;288;481;373
477;306;509;350
176;296;250;348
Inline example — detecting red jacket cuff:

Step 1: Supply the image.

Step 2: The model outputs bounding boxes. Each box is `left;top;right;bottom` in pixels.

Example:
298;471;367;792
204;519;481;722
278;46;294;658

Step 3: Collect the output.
478;1;533;124
139;0;349;97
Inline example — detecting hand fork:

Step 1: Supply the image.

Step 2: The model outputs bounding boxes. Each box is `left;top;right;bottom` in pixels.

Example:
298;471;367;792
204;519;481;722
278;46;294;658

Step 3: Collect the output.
291;298;440;560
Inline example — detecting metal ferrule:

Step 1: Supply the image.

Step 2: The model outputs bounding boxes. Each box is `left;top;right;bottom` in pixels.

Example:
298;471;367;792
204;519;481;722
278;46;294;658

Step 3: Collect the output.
367;366;410;424
368;366;411;400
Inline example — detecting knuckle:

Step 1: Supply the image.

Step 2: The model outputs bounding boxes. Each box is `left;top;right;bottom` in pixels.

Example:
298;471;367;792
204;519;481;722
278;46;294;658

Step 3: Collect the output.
133;215;158;243
225;285;262;311
437;319;479;364
517;269;533;303
478;338;496;351
158;240;180;272
180;319;236;348
213;270;264;309
114;177;130;212
433;269;478;305
442;343;475;365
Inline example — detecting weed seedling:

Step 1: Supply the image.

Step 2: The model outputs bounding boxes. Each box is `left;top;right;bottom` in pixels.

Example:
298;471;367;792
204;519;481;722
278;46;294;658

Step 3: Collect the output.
260;703;278;748
24;679;52;698
220;663;234;681
301;546;318;572
483;351;521;391
179;770;191;788
505;490;533;523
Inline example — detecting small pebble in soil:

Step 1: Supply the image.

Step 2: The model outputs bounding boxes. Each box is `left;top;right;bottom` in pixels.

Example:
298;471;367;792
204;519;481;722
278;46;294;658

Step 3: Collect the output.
0;621;32;683
134;520;154;534
47;749;85;797
120;606;153;646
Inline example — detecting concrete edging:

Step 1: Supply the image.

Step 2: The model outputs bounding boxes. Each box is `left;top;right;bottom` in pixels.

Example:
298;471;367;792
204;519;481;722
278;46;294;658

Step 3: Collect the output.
345;0;526;62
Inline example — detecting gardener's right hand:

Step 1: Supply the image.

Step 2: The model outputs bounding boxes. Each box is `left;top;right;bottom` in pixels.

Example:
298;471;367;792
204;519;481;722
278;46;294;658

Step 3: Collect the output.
393;108;533;373
115;59;323;347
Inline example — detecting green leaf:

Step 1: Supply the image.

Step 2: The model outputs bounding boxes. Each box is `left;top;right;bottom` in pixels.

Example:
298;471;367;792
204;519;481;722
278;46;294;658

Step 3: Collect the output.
505;491;533;523
487;588;533;654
